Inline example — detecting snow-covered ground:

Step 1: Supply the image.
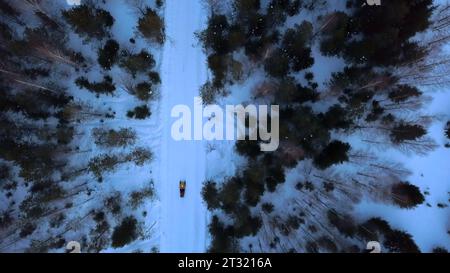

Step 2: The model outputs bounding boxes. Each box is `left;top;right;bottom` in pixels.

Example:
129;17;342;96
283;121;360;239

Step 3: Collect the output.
354;88;450;252
158;0;208;253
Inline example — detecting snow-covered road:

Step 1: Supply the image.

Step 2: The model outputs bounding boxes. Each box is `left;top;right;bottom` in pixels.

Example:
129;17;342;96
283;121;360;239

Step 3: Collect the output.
158;0;208;253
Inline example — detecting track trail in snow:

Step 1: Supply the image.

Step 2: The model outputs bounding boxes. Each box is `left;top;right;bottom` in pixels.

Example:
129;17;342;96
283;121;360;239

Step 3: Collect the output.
158;0;208;253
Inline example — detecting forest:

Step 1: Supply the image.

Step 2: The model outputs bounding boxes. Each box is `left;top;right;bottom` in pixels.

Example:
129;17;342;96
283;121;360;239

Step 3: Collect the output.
0;0;449;253
0;0;164;252
200;0;450;253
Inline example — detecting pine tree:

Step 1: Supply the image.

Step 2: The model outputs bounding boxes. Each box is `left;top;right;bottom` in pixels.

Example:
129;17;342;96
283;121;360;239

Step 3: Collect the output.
314;141;351;170
62;4;114;40
98;39;119;70
391;182;425;209
137;8;165;44
319;12;350;56
199;14;230;54
202;181;220;210
92;128;137;148
320;104;352;130
134;82;155;101
208;215;238;253
390;123;426;144
126;105;151;119
281;21;314;71
261;202;274;214
384;230;420;253
388;85;422;103
120;50;155;77
264;48;289;78
111;216;139;248
75;76;116;95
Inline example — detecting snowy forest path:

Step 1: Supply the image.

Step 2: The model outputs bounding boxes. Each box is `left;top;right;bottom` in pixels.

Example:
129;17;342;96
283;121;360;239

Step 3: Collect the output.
158;0;208;253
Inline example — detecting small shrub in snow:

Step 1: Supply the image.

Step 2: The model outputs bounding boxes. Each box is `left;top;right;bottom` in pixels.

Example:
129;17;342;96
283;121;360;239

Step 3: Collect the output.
88;154;120;180
104;192;122;216
151;246;159;253
129;184;155;209
88;148;151;180
92;127;137;148
134;82;155;101
19;222;37;238
261;203;274;214
125;147;153;166
137;8;165;44
156;0;164;9
282;215;301;235
75;75;116;95
70;51;87;66
120;50;155;77
127;105;151;119
148;71;161;85
432;247;448;253
49;213;65;229
98;39;119;70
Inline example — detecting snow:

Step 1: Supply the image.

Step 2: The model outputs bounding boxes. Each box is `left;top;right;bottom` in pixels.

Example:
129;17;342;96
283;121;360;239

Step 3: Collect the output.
66;0;80;6
158;0;208;253
354;89;450;252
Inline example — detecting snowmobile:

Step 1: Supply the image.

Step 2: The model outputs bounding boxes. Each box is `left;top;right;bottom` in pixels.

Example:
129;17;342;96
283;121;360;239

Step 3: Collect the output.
179;180;186;198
